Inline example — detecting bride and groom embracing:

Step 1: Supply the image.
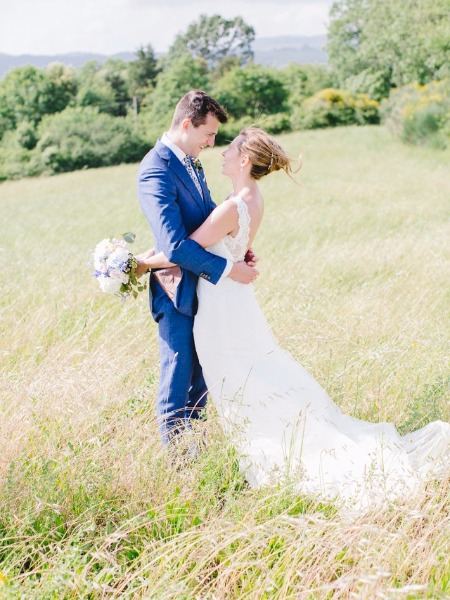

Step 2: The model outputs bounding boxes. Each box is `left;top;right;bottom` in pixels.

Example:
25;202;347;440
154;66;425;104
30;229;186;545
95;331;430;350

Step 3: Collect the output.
136;89;449;510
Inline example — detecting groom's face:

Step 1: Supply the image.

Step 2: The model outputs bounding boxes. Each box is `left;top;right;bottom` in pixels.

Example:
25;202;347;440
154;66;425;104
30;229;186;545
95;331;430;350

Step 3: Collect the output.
184;114;220;158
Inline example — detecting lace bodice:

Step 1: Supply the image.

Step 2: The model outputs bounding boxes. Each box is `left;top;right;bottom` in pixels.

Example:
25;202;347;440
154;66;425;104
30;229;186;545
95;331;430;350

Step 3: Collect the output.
223;195;251;262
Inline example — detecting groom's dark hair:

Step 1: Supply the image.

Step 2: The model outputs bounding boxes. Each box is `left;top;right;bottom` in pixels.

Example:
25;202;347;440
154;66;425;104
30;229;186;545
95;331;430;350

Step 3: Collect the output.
172;90;228;128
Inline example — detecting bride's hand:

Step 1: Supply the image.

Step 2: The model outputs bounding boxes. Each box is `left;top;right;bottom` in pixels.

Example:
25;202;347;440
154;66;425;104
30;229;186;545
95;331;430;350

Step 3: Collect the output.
245;248;259;267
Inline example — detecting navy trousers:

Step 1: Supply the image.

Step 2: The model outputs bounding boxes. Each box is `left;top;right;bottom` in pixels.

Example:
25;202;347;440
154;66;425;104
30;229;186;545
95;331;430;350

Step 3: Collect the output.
150;278;207;444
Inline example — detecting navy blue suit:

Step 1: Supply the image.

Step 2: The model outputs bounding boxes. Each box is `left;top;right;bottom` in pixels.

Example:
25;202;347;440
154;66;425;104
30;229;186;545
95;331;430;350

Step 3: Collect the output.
138;140;227;442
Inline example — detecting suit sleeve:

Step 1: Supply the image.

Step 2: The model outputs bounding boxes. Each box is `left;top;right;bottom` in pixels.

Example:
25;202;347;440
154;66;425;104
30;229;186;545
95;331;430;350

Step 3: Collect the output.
138;164;227;284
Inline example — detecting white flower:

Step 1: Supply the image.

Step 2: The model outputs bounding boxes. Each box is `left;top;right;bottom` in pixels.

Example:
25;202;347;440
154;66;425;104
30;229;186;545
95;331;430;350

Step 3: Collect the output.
112;238;128;249
108;247;130;265
91;234;146;299
98;276;122;294
109;268;129;284
94;260;107;273
95;239;114;256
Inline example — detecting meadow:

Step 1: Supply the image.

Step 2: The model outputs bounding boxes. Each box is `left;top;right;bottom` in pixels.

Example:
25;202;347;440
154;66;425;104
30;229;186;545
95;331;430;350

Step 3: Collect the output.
0;125;449;598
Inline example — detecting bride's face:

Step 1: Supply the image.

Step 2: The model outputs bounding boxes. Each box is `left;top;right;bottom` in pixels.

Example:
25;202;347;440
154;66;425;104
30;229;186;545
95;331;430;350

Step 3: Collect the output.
221;136;245;177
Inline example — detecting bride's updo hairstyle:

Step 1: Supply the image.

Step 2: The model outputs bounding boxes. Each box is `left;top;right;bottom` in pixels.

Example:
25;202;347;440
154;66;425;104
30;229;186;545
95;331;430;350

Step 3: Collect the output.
237;127;299;180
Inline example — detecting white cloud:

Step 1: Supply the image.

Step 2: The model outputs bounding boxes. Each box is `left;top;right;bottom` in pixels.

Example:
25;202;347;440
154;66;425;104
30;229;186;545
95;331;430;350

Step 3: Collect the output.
0;0;332;55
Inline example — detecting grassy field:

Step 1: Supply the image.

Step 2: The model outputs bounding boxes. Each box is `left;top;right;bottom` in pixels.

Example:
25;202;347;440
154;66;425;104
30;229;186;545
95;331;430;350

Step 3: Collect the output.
0;125;449;598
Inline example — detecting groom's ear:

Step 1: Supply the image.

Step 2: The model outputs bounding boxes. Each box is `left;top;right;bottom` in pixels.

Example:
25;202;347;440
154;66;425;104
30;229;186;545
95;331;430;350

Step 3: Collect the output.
181;118;192;133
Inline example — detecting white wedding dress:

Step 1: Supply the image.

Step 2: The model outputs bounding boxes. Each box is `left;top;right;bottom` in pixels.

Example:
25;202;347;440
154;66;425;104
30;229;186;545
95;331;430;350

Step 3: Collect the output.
193;196;450;510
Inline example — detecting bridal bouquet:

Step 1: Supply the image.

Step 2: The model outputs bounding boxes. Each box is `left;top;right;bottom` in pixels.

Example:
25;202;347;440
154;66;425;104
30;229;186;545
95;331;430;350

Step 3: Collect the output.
91;233;146;299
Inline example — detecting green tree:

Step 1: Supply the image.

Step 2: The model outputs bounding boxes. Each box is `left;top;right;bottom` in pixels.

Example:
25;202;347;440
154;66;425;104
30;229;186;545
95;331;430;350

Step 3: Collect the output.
76;61;119;115
281;63;335;110
0;66;47;131
328;0;450;100
141;54;210;140
212;63;288;119
0;63;78;140
211;55;243;82
40;62;78;115
167;14;255;70
36;106;147;173
102;58;132;117
0;63;78;141
0;92;16;140
327;0;368;91
128;44;160;101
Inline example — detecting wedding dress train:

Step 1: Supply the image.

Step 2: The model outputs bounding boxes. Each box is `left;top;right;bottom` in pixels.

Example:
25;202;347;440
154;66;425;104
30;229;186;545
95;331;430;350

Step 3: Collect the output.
193;196;450;509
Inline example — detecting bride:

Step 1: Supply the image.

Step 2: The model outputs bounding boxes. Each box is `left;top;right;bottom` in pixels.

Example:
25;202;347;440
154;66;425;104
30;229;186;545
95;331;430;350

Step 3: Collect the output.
137;127;449;509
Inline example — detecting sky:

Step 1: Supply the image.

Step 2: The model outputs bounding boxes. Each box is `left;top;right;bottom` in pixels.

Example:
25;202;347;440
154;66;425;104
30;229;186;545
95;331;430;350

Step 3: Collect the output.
0;0;333;56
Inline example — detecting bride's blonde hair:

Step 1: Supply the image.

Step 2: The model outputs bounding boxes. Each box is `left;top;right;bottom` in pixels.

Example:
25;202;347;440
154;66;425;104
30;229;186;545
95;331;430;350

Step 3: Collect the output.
237;127;300;180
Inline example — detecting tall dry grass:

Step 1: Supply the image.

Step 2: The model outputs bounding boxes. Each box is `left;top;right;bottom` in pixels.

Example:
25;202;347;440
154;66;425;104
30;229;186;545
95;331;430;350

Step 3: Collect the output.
0;125;449;598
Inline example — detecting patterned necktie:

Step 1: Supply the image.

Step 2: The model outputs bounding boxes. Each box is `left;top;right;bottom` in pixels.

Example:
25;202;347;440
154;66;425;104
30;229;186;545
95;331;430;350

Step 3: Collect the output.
183;155;203;199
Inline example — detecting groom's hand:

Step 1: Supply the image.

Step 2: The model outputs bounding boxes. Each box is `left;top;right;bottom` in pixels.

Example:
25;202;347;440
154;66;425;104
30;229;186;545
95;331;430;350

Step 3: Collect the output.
134;248;155;276
135;260;150;277
228;261;259;284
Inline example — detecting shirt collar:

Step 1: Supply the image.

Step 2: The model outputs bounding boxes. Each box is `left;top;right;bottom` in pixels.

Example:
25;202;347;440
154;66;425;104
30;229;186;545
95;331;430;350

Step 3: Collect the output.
161;132;187;164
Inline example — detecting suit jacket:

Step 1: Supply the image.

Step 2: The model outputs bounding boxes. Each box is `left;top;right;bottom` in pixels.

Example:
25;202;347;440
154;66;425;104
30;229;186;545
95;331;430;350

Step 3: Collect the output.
138;140;227;317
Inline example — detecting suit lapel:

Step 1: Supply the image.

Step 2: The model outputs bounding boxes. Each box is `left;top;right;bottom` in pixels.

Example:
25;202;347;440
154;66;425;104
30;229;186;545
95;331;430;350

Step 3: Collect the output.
155;141;206;215
201;177;215;215
197;168;212;216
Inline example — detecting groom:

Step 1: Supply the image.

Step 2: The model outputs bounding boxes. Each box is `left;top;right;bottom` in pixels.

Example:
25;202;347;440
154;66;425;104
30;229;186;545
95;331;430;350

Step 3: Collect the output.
137;89;259;445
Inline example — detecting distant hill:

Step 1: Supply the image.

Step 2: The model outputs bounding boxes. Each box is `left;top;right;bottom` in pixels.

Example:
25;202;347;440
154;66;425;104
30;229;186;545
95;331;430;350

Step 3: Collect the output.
0;51;136;78
253;35;327;66
0;35;327;78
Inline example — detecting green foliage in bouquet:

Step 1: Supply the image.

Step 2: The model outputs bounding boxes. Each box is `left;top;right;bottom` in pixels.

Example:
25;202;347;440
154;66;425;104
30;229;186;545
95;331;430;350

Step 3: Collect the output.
120;232;146;299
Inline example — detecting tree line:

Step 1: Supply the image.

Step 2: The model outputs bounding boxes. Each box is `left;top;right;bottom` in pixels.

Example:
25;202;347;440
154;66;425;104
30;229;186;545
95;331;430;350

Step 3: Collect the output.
0;1;448;180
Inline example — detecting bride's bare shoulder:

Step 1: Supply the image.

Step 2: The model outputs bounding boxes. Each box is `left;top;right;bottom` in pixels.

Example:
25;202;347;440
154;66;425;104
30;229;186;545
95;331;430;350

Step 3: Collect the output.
212;198;240;225
222;187;263;222
237;187;264;216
